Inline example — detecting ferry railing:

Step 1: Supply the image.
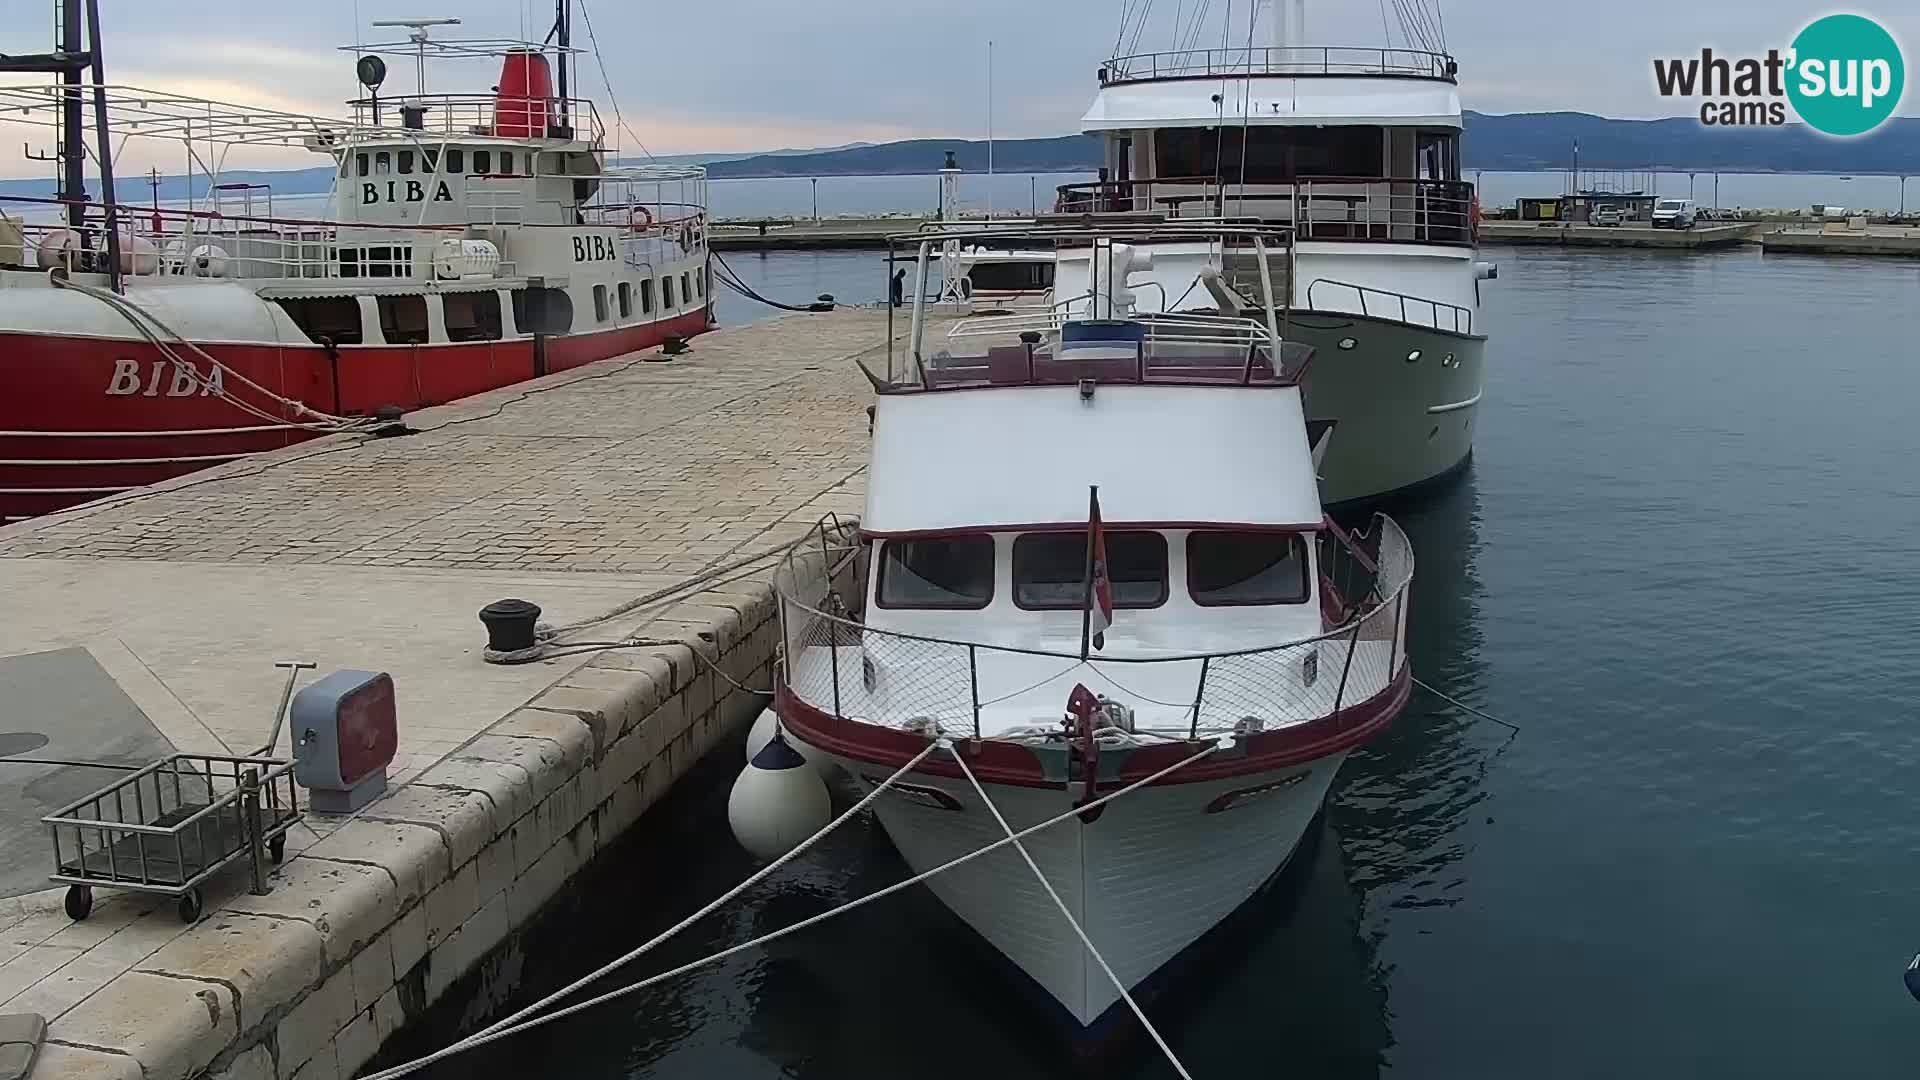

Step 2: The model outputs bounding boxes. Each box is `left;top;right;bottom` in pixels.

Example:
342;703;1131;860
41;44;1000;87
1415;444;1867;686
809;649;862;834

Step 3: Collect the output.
774;516;1412;744
1305;277;1473;335
1056;176;1476;247
345;94;605;144
936;311;1309;386
1102;46;1456;84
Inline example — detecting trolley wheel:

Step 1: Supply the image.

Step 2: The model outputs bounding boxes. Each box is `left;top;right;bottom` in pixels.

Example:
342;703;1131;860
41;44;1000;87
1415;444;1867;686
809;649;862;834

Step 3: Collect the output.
63;884;92;921
177;888;203;924
268;834;287;865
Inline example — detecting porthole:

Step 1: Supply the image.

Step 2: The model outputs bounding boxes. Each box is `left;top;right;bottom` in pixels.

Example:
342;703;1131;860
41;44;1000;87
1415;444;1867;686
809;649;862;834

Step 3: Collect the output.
1337;336;1357;351
1406;349;1422;363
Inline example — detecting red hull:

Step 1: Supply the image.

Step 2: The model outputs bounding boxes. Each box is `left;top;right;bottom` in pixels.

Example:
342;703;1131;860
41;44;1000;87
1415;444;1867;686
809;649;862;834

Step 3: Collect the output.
0;308;713;519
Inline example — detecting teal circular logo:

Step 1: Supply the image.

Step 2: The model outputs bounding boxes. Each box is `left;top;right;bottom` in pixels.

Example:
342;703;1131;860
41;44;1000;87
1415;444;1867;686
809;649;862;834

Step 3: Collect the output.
1786;14;1905;137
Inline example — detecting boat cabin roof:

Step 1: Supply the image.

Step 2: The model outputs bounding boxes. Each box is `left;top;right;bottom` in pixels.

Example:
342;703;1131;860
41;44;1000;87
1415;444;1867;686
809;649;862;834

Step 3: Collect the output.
862;377;1324;536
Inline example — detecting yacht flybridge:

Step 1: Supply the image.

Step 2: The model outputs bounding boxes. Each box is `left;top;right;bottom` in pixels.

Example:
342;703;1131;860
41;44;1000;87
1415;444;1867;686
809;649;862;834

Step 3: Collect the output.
0;1;710;520
767;220;1415;1032
1053;0;1493;505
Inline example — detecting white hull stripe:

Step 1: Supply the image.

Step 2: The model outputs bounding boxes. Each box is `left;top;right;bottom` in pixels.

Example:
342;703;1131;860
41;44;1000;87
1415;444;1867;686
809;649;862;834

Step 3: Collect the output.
1426;390;1483;414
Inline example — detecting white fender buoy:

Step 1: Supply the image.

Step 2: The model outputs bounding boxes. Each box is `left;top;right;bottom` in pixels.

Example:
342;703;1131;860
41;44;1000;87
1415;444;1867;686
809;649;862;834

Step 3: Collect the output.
745;708;830;774
187;243;229;278
727;731;830;861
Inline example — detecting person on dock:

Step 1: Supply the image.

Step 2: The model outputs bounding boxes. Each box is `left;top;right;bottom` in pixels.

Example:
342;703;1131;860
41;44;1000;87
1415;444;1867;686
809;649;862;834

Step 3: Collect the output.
891;267;907;307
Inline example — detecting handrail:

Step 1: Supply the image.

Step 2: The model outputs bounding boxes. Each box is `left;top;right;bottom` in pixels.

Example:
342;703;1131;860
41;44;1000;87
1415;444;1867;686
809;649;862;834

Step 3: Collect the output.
1102;46;1456;84
1306;277;1473;335
774;516;1413;739
1056;176;1477;247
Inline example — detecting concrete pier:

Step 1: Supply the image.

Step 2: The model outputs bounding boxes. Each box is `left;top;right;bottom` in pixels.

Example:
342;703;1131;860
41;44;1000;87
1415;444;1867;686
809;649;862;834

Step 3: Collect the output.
1761;224;1920;256
711;218;930;251
0;310;886;1079
1477;221;1759;249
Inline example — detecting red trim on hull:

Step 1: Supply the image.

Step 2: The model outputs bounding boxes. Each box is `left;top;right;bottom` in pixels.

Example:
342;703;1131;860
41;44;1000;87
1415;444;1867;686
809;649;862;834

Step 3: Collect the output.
774;666;1409;789
0;307;714;518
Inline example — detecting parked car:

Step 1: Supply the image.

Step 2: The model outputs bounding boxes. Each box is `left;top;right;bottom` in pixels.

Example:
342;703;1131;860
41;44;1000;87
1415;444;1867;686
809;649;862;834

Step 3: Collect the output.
1651;198;1697;229
1590;205;1625;227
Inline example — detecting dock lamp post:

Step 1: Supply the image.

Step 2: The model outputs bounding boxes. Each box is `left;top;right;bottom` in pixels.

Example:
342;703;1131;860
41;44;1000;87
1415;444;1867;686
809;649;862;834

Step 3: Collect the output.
811;177;819;223
1901;176;1908;218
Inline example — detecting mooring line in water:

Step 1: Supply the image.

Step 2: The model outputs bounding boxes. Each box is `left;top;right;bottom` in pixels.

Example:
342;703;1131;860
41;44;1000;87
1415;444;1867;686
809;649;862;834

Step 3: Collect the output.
364;739;942;1080
953;748;1199;1080
1413;676;1521;734
360;740;1226;1080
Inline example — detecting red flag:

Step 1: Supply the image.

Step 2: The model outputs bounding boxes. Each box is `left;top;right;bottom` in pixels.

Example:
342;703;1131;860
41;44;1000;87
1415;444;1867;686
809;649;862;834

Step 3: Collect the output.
1083;486;1113;655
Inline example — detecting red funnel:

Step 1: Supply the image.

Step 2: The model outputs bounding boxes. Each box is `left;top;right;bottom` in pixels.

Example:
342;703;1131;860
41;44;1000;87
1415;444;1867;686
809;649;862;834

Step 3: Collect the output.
493;50;552;140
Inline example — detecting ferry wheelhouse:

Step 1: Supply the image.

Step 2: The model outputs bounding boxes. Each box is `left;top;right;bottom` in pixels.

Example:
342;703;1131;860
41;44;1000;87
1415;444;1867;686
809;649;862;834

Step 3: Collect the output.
1054;0;1495;505
773;221;1414;1032
0;5;710;520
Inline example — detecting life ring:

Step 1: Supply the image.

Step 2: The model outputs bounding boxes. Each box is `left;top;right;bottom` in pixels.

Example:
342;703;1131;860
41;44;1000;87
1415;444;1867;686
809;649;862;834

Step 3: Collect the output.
678;223;692;253
628;204;653;230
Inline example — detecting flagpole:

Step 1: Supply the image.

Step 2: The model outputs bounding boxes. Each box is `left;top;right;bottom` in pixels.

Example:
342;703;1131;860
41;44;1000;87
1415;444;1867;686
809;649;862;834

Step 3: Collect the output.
1079;484;1097;661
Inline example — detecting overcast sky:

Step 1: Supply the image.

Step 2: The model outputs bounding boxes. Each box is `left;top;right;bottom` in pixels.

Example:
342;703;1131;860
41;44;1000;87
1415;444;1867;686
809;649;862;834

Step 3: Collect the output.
1;0;1915;175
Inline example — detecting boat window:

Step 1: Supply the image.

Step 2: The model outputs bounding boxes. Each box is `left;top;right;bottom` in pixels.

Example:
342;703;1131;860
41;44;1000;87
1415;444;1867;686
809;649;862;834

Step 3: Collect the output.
271;297;362;346
680;272;692;305
376;295;429;345
1154;126;1382;183
1012;531;1167;609
446;148;464;173
510;287;573;334
499;151;514;174
374;151;391;175
355;152;369;177
663;275;676;308
473;150;491;174
640;279;655;314
694;269;703;298
592;284;609;323
421;147;439;173
443;290;503;342
876;536;994;609
398;150;414;175
1187;532;1309;606
617;281;632;318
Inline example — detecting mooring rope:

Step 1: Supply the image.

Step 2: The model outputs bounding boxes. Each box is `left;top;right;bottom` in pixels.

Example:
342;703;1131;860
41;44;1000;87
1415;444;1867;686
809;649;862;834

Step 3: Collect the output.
359;739;1227;1080
952;749;1198;1080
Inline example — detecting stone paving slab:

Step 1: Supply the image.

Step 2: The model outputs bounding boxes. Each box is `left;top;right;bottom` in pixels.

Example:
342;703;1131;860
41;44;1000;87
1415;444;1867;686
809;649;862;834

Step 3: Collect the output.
0;309;888;1079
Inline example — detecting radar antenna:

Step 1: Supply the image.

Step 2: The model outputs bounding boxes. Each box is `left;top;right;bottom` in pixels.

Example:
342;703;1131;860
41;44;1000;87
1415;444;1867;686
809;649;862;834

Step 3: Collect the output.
369;16;462;95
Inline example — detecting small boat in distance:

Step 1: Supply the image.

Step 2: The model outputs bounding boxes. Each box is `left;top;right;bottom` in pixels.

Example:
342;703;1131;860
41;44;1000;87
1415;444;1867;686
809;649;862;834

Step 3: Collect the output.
0;1;710;521
771;218;1416;1037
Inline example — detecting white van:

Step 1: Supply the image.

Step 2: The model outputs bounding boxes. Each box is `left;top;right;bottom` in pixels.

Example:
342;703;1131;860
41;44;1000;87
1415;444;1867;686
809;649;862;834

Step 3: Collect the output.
1651;198;1697;229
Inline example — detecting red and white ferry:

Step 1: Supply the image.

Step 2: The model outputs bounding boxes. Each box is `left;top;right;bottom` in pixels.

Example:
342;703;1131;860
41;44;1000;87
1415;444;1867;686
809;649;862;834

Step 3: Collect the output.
770;221;1415;1035
0;5;711;520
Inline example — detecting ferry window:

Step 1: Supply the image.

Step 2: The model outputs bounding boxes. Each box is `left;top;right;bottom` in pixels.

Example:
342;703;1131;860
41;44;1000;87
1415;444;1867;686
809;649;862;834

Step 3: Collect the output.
398;150;414;175
473;150;491;174
500;151;514;174
376;295;429;345
617;281;632;318
1012;531;1167;609
272;297;362;346
443;290;503;342
680;273;692;305
1188;532;1308;606
876;536;994;609
592;284;609;323
663;276;676;308
694;269;704;298
355;153;368;177
511;287;573;334
1155;126;1382;184
446;148;464;173
421;147;439;173
640;279;655;314
374;151;391;175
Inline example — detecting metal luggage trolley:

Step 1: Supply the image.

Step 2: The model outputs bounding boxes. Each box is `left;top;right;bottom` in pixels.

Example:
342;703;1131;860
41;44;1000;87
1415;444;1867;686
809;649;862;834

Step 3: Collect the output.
41;662;311;923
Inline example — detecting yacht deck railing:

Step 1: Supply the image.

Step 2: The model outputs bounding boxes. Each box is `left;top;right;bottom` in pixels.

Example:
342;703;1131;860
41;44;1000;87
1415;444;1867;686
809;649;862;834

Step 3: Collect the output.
1102;46;1457;84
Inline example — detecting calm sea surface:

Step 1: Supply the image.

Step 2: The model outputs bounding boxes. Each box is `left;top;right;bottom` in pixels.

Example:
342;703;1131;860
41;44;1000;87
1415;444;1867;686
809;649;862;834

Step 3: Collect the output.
391;243;1920;1079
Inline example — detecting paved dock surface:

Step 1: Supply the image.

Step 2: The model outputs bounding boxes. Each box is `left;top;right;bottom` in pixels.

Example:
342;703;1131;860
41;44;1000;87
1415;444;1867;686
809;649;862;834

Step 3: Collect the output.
0;308;888;1079
1761;224;1920;256
1479;221;1758;248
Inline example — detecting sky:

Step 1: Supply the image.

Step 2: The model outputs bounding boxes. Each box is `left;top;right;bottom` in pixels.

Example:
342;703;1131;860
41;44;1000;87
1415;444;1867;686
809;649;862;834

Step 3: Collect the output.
1;0;1917;176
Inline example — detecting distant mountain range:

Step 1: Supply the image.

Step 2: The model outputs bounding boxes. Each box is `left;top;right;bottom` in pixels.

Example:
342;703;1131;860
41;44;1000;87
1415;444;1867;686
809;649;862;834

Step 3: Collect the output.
9;114;1920;202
